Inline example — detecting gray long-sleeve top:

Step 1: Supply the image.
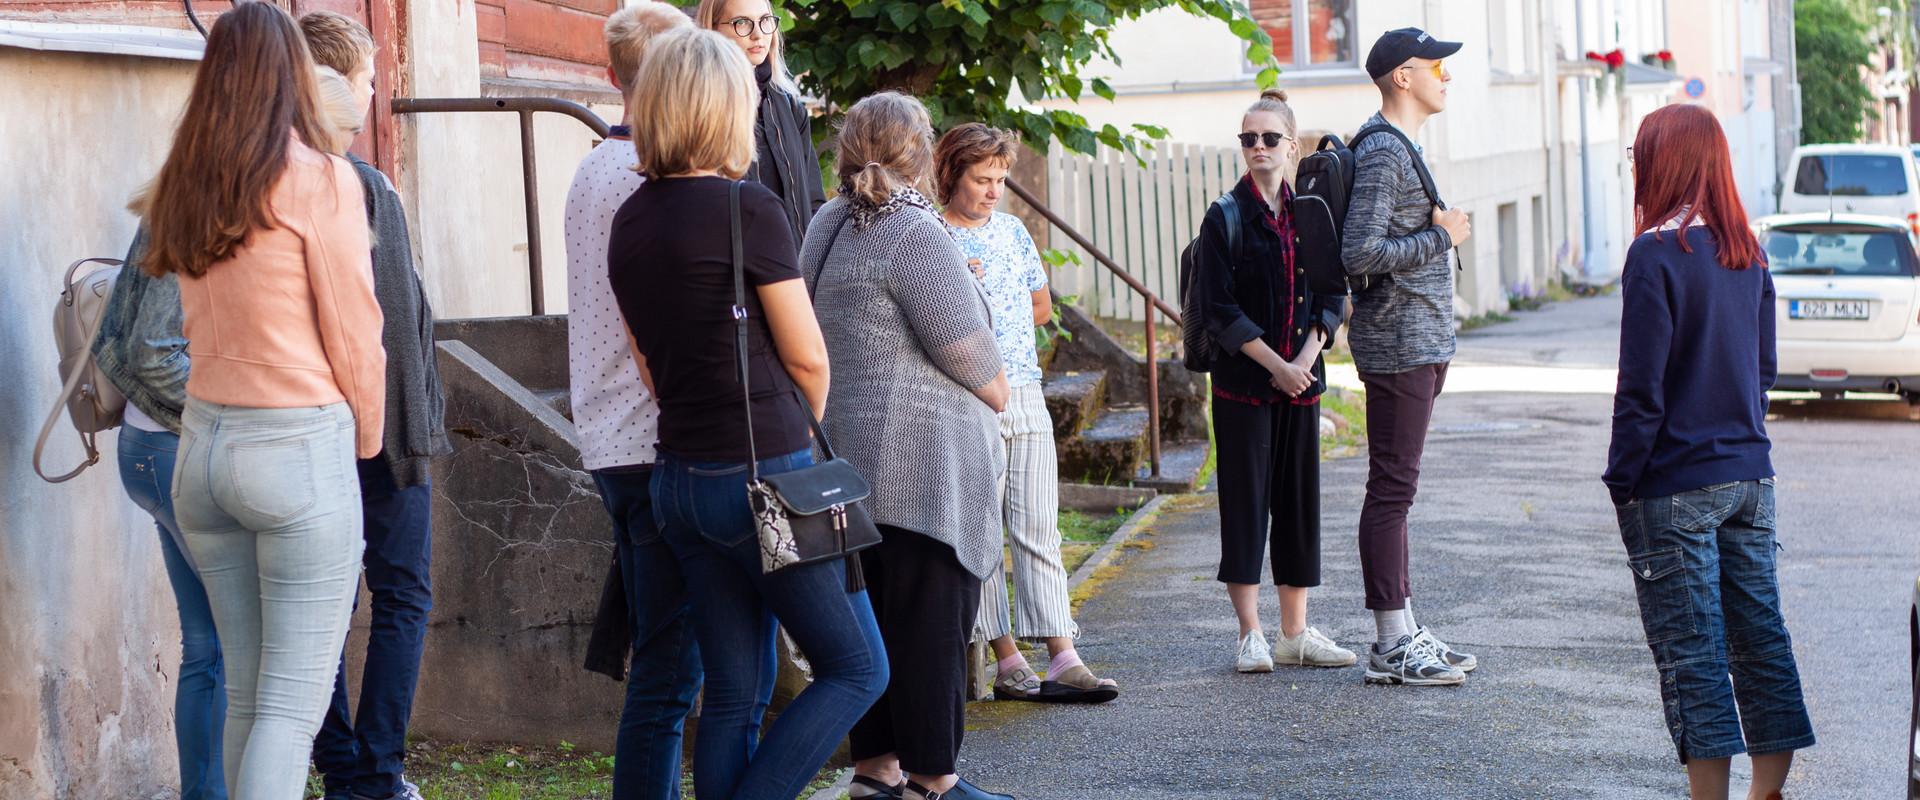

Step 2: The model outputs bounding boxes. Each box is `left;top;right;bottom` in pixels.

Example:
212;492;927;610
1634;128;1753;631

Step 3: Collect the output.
800;197;1006;580
1339;112;1457;375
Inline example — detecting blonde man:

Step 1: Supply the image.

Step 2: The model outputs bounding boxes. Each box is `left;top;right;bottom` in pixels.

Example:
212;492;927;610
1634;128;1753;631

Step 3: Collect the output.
300;12;451;800
562;5;706;799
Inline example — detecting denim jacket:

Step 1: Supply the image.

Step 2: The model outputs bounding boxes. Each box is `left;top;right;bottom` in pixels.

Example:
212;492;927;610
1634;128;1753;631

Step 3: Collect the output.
91;227;190;433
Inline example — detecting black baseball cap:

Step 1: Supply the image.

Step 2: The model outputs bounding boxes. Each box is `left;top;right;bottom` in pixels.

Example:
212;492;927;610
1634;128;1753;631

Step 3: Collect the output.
1364;27;1462;80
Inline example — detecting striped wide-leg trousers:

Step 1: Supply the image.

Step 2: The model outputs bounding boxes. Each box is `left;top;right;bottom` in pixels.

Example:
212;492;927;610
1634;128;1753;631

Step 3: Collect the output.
977;381;1078;642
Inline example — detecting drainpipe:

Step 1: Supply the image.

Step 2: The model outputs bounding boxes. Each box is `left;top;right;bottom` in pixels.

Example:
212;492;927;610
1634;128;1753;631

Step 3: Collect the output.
1575;0;1595;279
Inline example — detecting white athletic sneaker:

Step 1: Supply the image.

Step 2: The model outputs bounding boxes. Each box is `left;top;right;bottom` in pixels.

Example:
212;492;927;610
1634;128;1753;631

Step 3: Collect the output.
1235;630;1274;673
1414;626;1478;672
1364;634;1466;686
1271;626;1358;667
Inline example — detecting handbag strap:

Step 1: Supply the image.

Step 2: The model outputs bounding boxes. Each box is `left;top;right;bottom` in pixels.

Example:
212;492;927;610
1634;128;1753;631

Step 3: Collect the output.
729;182;843;484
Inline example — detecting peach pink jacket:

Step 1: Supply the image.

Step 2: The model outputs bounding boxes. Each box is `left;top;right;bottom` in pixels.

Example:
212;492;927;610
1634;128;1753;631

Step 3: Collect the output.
178;137;387;458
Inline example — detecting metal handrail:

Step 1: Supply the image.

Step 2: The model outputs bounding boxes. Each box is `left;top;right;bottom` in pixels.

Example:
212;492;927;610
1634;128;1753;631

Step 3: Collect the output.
391;97;612;315
1004;177;1176;479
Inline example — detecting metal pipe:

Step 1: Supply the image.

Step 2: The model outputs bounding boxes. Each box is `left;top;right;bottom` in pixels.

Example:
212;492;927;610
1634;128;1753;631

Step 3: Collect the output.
1144;300;1161;479
518;110;545;315
1575;0;1594;278
390;97;613;315
1004;177;1181;322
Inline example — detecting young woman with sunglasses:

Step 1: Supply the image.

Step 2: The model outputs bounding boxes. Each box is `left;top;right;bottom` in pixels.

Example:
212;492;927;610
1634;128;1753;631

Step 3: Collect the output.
696;0;826;243
1191;90;1356;675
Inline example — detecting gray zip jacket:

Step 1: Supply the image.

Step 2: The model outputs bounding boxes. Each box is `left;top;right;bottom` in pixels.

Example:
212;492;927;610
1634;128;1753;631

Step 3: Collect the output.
1340;111;1457;375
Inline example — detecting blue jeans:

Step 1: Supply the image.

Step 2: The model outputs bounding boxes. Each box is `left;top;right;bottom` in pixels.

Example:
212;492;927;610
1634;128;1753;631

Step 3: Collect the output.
119;425;228;800
651;448;888;800
175;399;365;800
313;457;434;800
593;465;702;800
1615;478;1816;762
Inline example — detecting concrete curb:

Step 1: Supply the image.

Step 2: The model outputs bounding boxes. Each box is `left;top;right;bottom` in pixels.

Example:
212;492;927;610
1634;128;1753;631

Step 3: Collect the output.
804;768;852;800
1066;493;1175;592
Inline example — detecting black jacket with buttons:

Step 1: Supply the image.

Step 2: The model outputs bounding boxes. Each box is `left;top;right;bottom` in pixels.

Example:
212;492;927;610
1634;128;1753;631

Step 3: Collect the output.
1194;175;1345;402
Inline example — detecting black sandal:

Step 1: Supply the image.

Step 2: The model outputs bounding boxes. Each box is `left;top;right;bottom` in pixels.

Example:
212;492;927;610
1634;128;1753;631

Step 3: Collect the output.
850;774;906;799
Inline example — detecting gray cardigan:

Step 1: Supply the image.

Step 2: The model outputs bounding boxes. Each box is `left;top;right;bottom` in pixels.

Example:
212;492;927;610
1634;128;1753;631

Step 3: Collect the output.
800;197;1006;580
1339;111;1457;375
350;155;450;486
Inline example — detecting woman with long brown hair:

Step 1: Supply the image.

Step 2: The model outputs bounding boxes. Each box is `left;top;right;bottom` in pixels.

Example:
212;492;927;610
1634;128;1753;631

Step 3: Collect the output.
144;4;384;798
1604;103;1813;800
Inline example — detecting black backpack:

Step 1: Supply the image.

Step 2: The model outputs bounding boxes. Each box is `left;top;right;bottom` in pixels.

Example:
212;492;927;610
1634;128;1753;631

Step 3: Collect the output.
1176;192;1242;373
1293;124;1443;296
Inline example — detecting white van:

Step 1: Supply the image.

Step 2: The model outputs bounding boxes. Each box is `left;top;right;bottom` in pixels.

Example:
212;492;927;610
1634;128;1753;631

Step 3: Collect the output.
1779;144;1920;230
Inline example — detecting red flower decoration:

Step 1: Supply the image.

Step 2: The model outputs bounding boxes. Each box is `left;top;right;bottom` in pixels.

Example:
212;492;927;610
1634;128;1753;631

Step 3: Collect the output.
1586;50;1605;61
1657;50;1674;61
1605;49;1625;68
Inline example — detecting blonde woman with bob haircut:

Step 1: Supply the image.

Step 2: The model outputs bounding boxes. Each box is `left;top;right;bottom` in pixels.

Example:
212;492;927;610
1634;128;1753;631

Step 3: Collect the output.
606;27;887;800
802;91;1013;800
694;0;825;242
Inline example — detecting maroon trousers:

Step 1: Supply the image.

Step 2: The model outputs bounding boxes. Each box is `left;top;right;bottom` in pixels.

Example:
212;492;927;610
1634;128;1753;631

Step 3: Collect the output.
1356;363;1448;611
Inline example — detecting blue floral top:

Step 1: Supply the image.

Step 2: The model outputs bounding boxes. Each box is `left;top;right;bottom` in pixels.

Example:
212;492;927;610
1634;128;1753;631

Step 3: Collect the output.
946;212;1049;387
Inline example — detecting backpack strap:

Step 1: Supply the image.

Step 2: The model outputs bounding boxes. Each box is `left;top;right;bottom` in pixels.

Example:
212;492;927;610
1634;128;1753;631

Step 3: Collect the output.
1351;124;1444;211
1214;191;1242;261
34;257;123;483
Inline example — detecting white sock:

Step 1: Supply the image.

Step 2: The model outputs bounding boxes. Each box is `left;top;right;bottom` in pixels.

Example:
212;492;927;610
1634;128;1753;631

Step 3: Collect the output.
1374;608;1411;649
1403;598;1419;633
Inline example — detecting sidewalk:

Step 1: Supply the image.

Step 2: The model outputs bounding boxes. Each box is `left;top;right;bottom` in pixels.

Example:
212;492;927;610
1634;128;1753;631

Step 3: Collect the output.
957;298;1687;799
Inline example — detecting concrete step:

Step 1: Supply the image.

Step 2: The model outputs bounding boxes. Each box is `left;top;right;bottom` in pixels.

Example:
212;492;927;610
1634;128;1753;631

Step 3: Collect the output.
531;388;573;422
1133;438;1214;493
1041;370;1107;437
1056;405;1148;484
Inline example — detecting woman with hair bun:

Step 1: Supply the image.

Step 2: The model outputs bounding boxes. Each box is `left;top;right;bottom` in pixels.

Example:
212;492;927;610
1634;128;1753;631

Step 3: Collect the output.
1191;89;1356;675
802;91;1013;800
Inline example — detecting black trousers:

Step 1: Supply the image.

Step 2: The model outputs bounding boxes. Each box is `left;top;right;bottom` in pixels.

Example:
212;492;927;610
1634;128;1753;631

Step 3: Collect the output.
1212;394;1322;587
848;525;983;776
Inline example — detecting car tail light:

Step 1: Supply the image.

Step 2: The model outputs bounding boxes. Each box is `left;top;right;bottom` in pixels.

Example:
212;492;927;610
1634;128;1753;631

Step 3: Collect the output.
1908;212;1918;236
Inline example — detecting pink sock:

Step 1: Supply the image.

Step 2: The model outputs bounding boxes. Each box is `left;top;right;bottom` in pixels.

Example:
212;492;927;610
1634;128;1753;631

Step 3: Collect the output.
1047;648;1083;677
997;652;1028;675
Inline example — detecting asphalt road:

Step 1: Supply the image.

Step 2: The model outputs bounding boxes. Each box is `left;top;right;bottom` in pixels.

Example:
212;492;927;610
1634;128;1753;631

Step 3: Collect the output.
956;296;1917;799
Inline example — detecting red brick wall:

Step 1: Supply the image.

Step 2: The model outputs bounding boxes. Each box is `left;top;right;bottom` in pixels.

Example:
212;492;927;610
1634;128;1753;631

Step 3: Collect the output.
0;1;235;29
476;0;619;86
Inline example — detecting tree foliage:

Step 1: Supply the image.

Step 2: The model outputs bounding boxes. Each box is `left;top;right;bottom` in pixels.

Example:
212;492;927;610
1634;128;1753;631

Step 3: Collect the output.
781;0;1278;157
1795;0;1879;143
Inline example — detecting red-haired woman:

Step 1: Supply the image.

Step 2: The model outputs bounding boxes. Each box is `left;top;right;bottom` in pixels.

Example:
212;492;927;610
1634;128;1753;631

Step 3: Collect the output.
1603;104;1813;800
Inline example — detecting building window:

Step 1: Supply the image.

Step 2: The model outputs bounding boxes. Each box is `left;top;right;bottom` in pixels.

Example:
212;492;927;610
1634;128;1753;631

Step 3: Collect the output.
1248;0;1357;71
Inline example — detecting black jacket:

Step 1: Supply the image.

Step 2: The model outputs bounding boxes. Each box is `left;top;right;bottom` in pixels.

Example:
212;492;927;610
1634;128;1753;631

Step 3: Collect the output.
749;63;826;242
1194;175;1345;401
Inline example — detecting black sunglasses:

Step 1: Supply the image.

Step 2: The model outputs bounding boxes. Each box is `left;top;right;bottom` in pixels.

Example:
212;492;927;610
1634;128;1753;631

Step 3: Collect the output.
1238;132;1293;149
724;14;779;37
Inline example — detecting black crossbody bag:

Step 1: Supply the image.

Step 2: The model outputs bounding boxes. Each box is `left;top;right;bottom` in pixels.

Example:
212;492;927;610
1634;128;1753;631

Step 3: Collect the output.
728;182;882;575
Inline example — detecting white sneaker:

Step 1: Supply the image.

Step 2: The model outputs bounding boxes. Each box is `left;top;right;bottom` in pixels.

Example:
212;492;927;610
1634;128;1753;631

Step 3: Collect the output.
1271;626;1357;667
1235;630;1274;673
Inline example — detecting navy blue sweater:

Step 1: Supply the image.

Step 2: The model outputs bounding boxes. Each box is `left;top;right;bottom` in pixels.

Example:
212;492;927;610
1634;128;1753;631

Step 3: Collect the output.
1604;226;1776;503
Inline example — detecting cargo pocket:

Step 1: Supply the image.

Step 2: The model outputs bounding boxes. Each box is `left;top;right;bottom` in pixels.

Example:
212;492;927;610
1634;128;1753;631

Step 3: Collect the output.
1627;547;1695;645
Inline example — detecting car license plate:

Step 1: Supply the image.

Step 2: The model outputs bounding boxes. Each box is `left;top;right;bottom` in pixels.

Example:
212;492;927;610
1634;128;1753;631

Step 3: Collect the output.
1789;299;1870;320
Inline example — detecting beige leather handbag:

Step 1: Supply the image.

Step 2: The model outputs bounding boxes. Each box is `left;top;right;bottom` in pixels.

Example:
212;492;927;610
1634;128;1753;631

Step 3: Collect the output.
33;257;126;483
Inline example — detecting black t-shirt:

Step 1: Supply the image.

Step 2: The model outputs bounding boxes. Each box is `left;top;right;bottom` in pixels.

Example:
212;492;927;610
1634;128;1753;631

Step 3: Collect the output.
607;176;812;463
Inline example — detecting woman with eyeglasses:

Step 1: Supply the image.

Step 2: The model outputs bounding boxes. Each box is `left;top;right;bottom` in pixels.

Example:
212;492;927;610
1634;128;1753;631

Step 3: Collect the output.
1191;89;1356;675
696;0;826;243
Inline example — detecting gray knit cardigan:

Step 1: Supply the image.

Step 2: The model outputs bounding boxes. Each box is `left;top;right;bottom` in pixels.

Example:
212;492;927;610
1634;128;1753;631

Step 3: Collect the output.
800;197;1006;580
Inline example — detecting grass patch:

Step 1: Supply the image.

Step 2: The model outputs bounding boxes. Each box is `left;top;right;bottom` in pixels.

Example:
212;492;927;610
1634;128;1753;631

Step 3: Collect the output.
1458;311;1515;332
1320;387;1367;460
307;740;840;799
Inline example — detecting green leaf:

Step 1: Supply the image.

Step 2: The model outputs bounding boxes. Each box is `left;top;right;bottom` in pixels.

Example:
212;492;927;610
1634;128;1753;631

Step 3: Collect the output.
1131;123;1169;139
1091;77;1116;101
1228;17;1259;38
1038;1;1072;25
885;3;918;28
1256;65;1281;88
1060;73;1082;99
1246;41;1270;64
